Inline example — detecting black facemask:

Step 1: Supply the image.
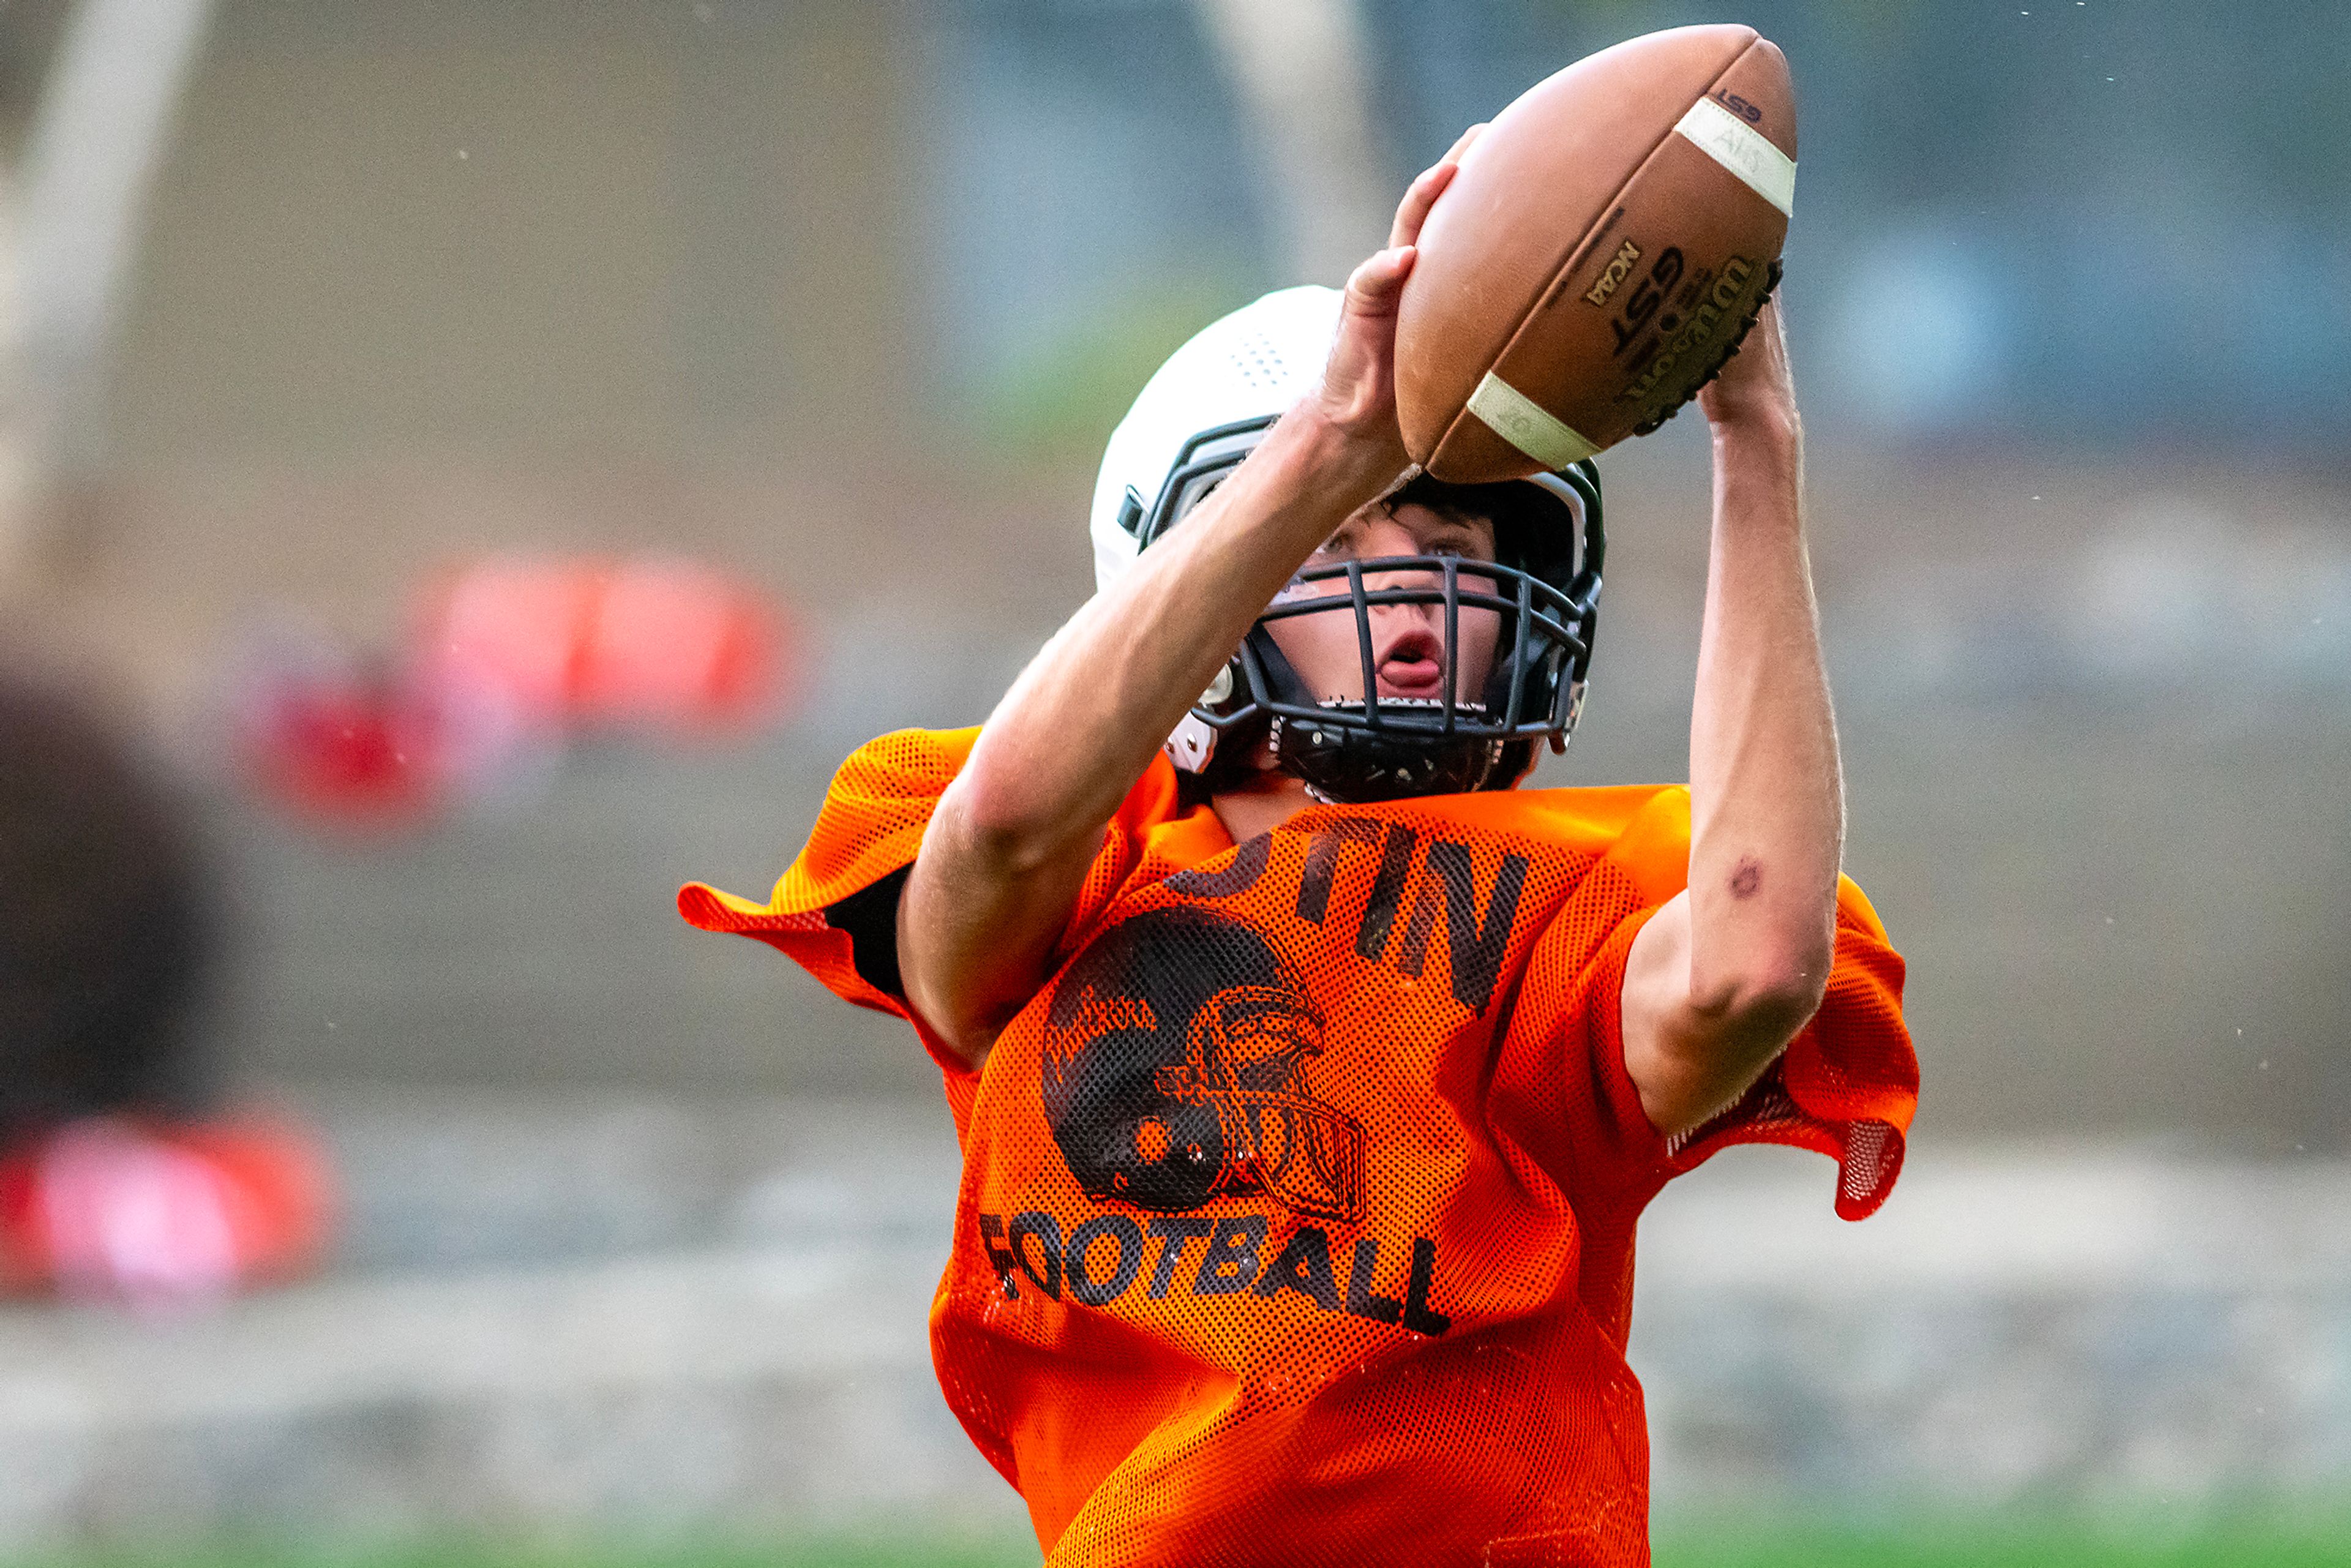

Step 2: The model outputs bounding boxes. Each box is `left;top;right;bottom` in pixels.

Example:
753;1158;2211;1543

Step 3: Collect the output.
1145;455;1605;805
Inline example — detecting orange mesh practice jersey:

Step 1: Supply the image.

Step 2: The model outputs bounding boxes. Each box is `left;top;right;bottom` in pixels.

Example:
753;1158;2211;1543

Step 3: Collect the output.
681;728;1916;1568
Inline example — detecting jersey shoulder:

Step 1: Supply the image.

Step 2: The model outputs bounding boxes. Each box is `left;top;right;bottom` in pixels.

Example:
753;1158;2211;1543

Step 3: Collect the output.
1385;782;1695;897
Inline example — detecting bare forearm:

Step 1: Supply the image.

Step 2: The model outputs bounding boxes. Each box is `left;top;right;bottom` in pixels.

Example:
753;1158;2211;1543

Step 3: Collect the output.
900;405;1393;1057
951;405;1392;862
1685;411;1841;1015
1618;302;1840;1132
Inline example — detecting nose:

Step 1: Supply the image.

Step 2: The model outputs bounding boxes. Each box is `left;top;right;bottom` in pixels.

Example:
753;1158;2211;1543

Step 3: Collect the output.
1360;541;1449;631
1363;579;1444;640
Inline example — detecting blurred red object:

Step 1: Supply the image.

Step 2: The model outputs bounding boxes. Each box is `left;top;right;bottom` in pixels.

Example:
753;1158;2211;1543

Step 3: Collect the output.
414;555;794;735
239;668;450;827
231;555;795;830
0;1116;334;1307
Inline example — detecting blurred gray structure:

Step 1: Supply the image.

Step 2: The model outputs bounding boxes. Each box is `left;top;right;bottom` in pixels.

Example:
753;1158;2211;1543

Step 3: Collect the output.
0;0;2344;1551
0;0;2333;1147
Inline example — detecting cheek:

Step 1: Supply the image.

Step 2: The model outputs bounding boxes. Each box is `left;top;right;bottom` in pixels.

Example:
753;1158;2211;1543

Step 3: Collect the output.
1264;602;1365;700
1457;607;1504;697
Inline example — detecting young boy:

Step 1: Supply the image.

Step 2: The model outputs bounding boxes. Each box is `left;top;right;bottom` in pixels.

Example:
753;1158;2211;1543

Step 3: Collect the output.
683;133;1916;1566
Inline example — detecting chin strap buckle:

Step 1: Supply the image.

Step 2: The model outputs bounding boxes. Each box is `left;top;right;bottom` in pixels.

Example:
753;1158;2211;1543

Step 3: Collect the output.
1166;713;1217;772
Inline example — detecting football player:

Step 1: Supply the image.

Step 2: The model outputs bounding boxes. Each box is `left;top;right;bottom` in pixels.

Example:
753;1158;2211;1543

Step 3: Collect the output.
684;129;1916;1567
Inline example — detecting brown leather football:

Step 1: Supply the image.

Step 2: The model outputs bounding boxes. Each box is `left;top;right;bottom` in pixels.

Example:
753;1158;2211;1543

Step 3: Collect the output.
1397;24;1797;482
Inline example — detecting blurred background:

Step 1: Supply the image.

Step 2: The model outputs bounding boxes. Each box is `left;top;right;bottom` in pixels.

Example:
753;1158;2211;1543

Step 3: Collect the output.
0;1;2344;1563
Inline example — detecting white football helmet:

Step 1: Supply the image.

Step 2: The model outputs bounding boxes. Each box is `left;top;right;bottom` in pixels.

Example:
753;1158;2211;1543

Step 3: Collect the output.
1091;286;1605;802
1090;285;1346;595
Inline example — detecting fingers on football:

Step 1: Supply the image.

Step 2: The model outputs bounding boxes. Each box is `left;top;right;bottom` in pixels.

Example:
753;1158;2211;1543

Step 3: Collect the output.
1344;245;1417;317
1387;159;1460;250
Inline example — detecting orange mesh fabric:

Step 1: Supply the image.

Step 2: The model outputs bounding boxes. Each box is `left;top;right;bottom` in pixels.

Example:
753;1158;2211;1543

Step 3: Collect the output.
680;728;1916;1567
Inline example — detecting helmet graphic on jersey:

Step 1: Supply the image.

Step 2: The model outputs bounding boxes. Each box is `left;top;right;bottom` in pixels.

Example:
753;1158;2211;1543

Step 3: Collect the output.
1090;285;1605;803
1040;906;1363;1224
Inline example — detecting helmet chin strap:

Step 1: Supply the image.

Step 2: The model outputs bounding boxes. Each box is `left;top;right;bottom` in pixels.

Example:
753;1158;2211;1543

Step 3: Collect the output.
1166;628;1523;805
1250;623;1507;804
1269;703;1508;805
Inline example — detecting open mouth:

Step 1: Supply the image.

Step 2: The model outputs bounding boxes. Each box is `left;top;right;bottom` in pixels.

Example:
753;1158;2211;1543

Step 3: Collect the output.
1374;629;1447;699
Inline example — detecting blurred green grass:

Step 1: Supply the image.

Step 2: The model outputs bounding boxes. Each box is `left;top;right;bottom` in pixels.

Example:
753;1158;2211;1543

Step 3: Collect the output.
1655;1510;2351;1566
11;1512;2349;1568
0;1540;1025;1568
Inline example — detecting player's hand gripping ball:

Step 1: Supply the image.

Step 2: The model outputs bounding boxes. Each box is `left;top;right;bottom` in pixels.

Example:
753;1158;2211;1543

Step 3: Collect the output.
1397;23;1798;482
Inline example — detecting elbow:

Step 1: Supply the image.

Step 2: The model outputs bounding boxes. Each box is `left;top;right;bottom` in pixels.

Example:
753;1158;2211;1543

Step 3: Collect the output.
906;983;1016;1075
1643;954;1831;1138
943;767;1079;877
1690;943;1831;1046
1742;961;1831;1044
